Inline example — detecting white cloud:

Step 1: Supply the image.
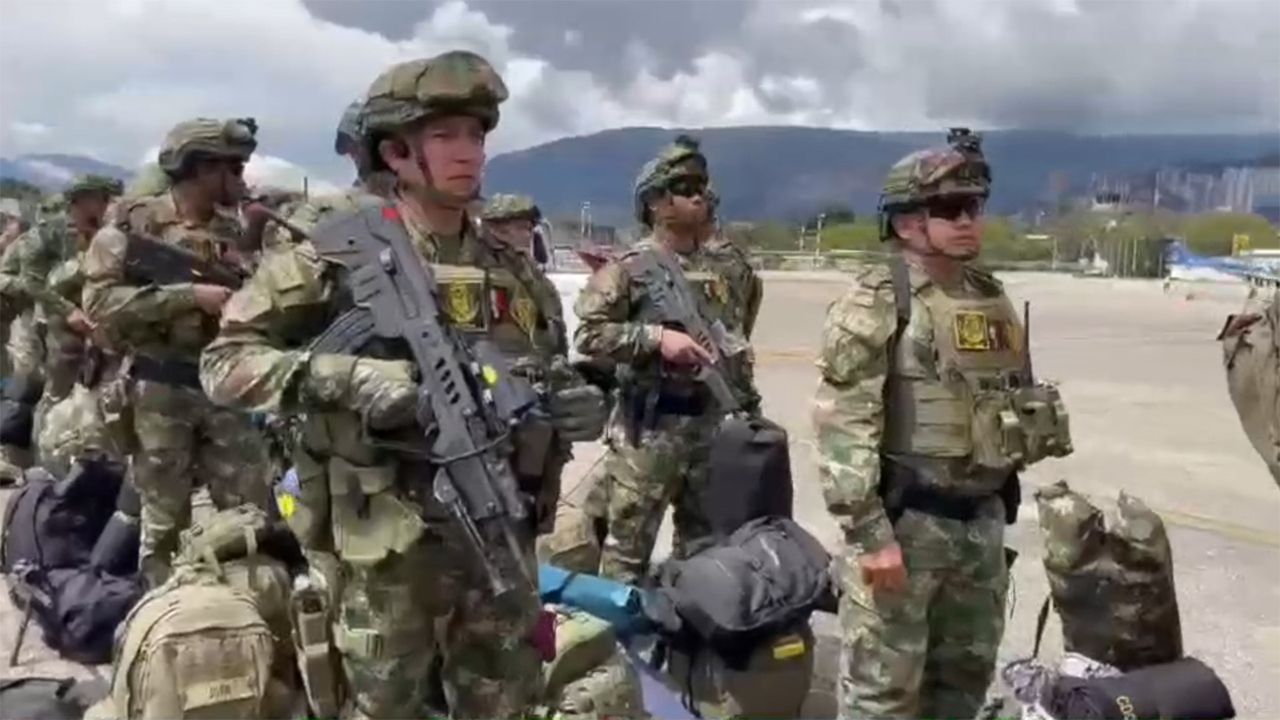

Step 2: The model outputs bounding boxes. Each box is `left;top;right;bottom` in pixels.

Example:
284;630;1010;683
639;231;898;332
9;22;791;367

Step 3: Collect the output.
0;0;1274;187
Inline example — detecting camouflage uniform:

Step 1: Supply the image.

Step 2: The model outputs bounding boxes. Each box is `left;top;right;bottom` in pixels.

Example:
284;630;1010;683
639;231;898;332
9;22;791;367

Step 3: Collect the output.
200;51;604;719
702;181;764;340
574;136;760;584
0;234;45;481
6;176;124;472
82;118;273;587
481;193;552;267
815;133;1072;719
1220;290;1280;486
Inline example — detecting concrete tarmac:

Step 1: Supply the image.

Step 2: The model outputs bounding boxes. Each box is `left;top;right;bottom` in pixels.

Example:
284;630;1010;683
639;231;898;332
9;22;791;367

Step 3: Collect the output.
3;271;1277;717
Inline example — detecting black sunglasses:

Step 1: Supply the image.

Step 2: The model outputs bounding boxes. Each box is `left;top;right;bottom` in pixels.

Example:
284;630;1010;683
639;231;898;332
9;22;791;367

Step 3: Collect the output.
667;177;707;198
925;196;985;221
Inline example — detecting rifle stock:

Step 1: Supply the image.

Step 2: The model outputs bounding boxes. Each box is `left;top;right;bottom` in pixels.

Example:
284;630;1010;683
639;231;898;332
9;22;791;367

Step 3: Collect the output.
308;206;539;597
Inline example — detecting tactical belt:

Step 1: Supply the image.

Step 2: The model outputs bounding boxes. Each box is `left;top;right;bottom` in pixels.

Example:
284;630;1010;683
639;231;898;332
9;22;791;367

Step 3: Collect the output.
895;482;991;523
881;459;1020;525
130;355;201;389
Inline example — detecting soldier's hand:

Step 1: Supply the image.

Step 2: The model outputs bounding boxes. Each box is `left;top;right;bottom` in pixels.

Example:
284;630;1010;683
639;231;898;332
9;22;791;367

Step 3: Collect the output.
658;328;713;366
547;384;607;442
859;542;908;595
350;359;427;431
67;308;96;336
194;284;234;315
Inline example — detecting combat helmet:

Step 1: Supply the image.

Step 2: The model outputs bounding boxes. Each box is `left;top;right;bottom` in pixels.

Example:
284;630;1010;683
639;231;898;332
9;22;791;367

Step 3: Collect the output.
633;134;709;225
878;127;991;240
334;99;366;155
481;193;542;224
361;51;508;167
64;174;124;202
157;117;259;177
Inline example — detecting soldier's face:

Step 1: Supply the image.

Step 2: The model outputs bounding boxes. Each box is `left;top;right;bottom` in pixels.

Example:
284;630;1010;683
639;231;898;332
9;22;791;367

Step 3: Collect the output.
68;194;109;232
922;195;985;259
489;218;535;253
196;157;248;205
655;176;708;229
408;115;486;197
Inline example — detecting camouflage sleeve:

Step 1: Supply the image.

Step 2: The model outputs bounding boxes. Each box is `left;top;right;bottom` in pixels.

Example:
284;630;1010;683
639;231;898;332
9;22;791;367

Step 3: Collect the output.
812;275;898;553
0;230;29;300
573;261;662;363
201;218;335;415
81;225;201;332
20;229;78;319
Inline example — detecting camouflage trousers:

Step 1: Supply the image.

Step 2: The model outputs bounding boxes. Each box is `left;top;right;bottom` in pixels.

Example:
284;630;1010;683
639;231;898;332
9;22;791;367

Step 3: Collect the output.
593;415;717;585
838;500;1009;720
333;523;543;719
128;378;273;585
0;312;44;479
36;383;122;478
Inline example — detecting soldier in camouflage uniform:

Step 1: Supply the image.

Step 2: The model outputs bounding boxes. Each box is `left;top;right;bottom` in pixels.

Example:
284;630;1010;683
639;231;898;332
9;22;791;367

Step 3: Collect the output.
701;181;764;340
574;135;762;585
200;50;606;719
0;178;118;479
82;117;274;588
0;176;123;469
482;193;552;269
814;130;1072;719
1220;290;1280;486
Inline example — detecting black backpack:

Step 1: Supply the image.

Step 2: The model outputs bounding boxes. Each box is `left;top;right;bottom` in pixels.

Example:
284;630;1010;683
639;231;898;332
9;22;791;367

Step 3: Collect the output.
0;676;107;720
652;516;836;669
2;459;142;665
1;460;126;576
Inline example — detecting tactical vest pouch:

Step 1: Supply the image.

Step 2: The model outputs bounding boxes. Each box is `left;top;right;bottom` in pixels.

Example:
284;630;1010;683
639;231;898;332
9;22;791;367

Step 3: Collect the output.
1035;481;1182;670
551;651;646;720
111;570;276;719
326;455;425;564
544;607;627;703
969;390;1025;473
1014;384;1074;465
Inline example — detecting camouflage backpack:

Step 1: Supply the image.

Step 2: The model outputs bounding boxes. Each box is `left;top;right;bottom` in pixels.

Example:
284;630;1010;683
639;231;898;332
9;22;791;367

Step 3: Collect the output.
107;565;279;718
1034;481;1183;670
177;504;296;658
1221;292;1280;487
543;606;645;720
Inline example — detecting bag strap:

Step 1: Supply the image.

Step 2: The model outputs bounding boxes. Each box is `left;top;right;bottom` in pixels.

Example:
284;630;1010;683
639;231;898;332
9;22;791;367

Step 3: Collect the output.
1032;596;1053;658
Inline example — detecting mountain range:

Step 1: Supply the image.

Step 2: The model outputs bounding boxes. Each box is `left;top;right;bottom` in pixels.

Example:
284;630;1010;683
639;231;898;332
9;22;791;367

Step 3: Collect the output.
3;127;1277;223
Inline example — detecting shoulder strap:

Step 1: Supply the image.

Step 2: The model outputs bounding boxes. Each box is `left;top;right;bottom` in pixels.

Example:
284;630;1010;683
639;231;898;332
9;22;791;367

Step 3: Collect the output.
1032;596;1052;657
881;251;913;414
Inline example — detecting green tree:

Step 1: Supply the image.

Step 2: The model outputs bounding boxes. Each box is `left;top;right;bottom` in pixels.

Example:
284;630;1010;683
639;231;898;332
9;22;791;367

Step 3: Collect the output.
1180;211;1278;256
0;178;43;201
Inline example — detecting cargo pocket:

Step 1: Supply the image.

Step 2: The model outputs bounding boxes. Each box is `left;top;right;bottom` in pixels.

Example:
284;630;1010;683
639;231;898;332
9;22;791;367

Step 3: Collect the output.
328;456;425;565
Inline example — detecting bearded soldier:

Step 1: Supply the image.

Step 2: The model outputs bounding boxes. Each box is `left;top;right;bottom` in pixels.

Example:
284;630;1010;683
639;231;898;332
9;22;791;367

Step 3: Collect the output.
82;118;274;587
574;135;762;584
200;51;606;718
814;129;1072;719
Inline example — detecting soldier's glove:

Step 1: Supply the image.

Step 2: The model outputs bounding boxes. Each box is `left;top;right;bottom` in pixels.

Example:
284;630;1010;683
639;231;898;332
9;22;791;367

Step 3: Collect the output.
546;384;607;442
303;355;428;431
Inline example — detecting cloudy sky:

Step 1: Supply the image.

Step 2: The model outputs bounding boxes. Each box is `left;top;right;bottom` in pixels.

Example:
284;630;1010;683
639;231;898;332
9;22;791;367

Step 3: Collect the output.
1;0;1276;190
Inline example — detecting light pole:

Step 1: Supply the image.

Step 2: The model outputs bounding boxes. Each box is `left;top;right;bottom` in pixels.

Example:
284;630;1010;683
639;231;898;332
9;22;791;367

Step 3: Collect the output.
579;201;592;240
813;213;827;261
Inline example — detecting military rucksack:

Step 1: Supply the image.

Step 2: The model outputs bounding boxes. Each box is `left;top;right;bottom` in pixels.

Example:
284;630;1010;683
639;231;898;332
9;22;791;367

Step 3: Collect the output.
1220;292;1280;486
109;567;279;719
543;606;646;720
1034;481;1183;671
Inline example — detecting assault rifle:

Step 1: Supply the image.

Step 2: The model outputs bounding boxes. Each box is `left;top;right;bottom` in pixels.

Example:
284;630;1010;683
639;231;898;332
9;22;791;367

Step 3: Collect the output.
306;205;540;597
628;248;747;415
121;233;245;289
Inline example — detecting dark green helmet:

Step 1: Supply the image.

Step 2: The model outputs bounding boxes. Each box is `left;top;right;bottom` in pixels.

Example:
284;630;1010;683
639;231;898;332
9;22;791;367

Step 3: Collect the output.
481;193;541;224
157;118;258;175
632;134;709;224
334;100;365;155
64;174;124;202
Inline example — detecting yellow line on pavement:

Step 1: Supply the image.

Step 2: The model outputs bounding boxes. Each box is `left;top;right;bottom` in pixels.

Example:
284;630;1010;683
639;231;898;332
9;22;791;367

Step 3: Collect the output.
757;348;814;362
